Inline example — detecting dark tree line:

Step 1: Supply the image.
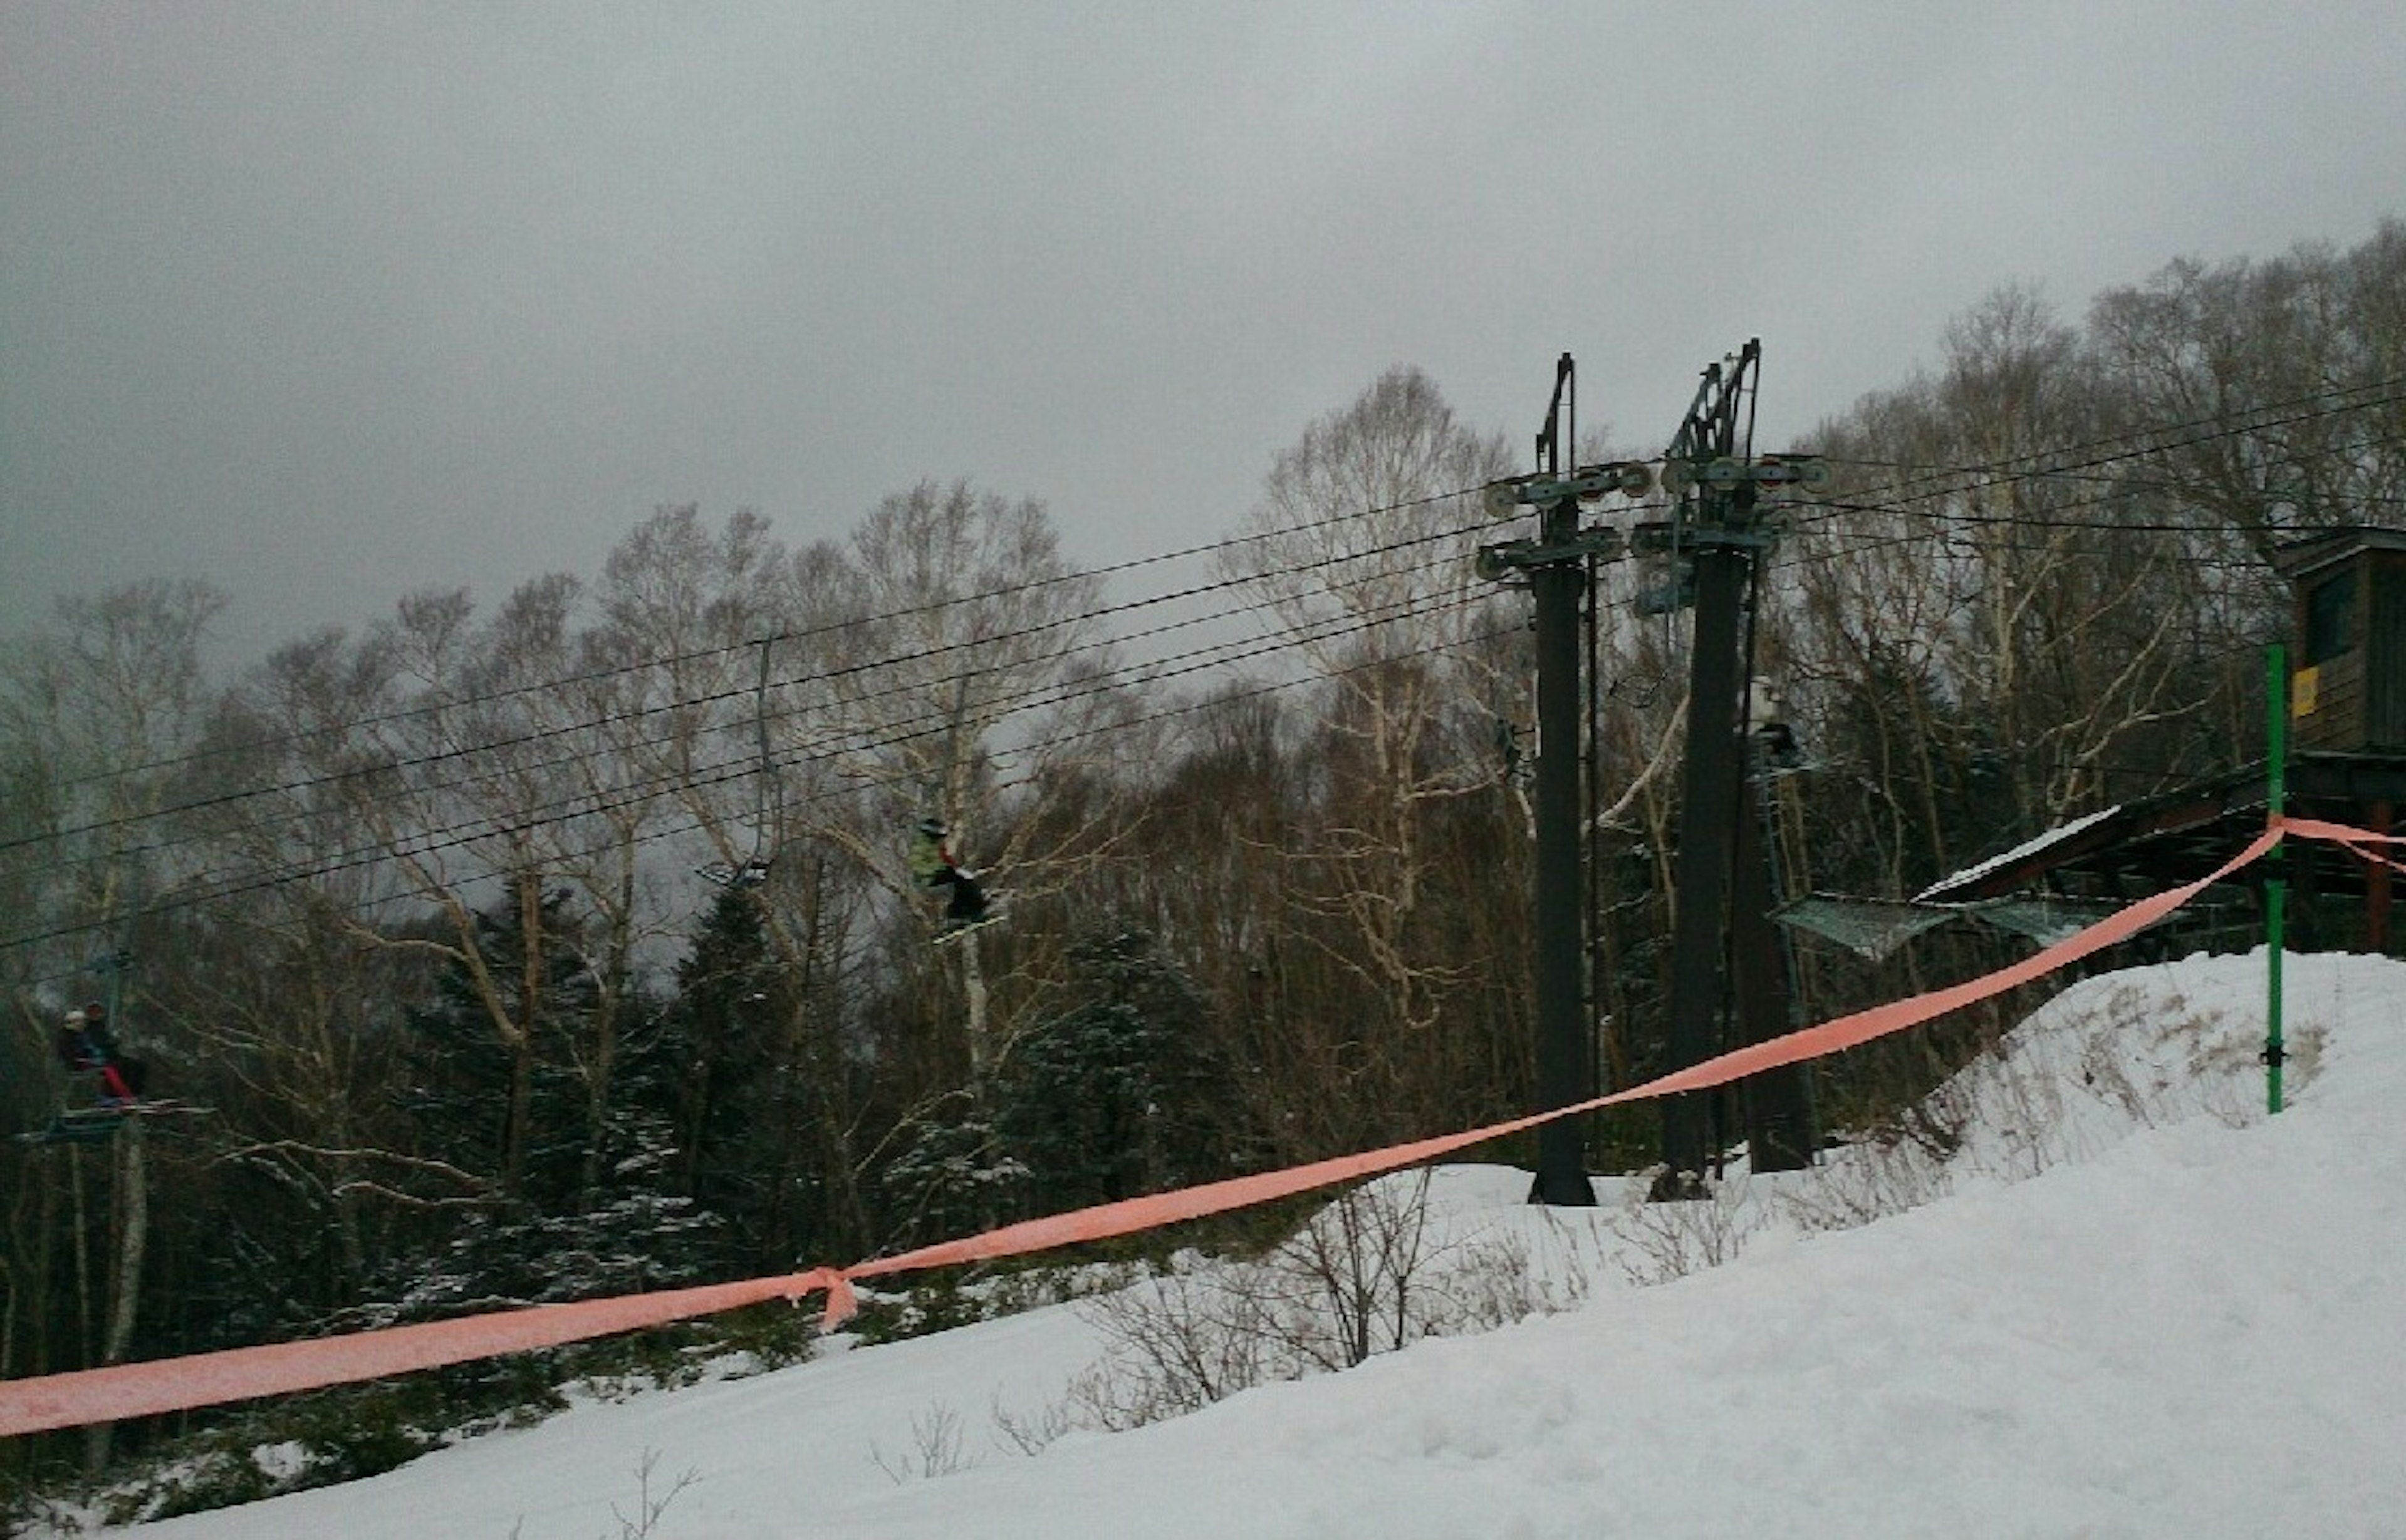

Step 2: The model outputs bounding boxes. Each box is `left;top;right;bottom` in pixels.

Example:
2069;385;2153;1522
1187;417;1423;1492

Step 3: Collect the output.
3;221;2401;1473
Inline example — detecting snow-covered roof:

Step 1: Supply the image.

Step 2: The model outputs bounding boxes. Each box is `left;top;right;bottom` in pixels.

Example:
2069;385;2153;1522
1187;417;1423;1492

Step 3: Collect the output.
1914;804;2123;903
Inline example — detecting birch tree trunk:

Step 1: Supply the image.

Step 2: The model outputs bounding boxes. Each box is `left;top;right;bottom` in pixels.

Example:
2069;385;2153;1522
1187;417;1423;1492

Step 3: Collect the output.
82;1122;146;1474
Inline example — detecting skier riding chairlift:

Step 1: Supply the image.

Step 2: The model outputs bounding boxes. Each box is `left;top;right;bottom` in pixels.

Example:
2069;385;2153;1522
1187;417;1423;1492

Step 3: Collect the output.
908;816;993;934
55;1001;147;1106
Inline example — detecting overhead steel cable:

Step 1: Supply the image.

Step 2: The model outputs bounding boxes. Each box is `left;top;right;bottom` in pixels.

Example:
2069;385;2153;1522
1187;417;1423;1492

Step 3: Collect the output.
0;581;1514;962
1813;372;2406;479
28;373;2400;811
1786;376;2406;531
13;541;1509;897
9;532;1494;888
1753;380;2406;581
1832;436;2406;507
4;491;1496;864
26;376;2396;839
28;484;1484;804
1769;475;2279;570
14;377;2402;959
1766;468;2394;580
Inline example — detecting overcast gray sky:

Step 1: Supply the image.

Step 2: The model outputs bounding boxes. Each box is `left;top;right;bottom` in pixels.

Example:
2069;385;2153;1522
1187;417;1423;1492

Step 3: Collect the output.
6;1;2402;661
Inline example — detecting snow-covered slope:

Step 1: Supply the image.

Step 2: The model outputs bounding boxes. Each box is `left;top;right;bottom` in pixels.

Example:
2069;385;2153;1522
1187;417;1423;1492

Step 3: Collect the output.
100;951;2406;1539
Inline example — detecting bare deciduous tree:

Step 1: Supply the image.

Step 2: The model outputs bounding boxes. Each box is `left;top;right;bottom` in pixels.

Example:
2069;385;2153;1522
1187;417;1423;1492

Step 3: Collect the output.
789;480;1107;1083
1215;368;1521;1146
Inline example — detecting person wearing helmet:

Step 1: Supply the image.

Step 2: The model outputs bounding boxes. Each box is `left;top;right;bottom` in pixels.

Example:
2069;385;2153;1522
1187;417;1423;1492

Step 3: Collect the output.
54;1001;146;1105
908;816;990;932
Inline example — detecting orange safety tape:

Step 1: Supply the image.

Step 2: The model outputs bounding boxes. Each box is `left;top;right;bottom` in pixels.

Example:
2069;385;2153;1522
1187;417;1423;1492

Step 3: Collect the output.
0;1271;846;1439
844;816;2285;1291
0;817;2353;1438
1607;822;2286;1103
2332;840;2406;879
2283;814;2406;878
2281;817;2406;846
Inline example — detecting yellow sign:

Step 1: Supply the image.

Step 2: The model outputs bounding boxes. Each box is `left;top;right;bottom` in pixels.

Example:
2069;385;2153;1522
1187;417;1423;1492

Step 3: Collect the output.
2293;665;2320;717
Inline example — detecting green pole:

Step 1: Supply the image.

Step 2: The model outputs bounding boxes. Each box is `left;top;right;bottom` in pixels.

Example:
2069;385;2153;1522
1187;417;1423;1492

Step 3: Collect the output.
2266;645;2287;1116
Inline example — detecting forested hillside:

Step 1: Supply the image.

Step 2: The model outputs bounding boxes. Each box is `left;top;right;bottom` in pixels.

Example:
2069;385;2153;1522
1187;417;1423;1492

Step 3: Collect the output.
4;222;2400;1482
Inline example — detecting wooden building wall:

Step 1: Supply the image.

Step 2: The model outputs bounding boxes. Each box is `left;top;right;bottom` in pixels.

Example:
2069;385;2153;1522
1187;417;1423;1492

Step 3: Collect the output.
2289;540;2406;752
2370;548;2406;749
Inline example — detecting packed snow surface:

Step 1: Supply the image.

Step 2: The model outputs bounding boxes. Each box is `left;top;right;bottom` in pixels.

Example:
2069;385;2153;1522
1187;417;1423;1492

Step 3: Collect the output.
87;951;2406;1538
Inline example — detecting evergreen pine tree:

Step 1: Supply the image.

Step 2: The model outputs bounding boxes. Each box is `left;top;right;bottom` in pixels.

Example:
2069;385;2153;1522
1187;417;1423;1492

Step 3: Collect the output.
398;875;593;1212
661;881;788;1270
382;875;714;1315
994;929;1245;1213
879;1100;1028;1248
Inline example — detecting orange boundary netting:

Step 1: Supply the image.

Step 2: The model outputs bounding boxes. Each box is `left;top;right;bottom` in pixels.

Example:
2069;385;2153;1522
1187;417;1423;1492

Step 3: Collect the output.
4;816;2395;1437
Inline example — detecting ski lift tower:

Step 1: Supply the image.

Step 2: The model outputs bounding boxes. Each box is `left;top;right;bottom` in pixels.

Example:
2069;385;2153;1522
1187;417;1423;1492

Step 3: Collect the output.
1650;341;1822;1196
1478;356;1649;1207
